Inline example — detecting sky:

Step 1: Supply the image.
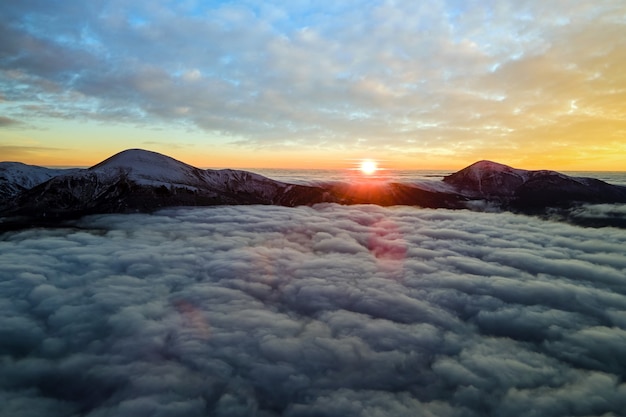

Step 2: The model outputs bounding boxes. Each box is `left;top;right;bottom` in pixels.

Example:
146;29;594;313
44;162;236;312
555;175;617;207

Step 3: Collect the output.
2;204;626;416
1;0;625;170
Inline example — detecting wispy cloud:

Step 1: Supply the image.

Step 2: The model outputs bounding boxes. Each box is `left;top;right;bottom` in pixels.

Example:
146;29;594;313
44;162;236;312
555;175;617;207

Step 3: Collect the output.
1;1;625;166
1;204;625;415
0;145;68;161
0;116;21;127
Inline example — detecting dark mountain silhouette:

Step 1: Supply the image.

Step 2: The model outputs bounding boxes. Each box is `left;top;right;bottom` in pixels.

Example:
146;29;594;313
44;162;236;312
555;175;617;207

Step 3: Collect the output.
1;150;625;230
444;160;626;209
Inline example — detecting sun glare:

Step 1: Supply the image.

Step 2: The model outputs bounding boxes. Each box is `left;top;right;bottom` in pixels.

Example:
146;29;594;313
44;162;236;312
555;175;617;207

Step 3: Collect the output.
360;159;378;175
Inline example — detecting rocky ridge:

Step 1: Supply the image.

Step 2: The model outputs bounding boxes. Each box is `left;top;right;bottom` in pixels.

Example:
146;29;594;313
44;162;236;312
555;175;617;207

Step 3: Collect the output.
1;150;625;230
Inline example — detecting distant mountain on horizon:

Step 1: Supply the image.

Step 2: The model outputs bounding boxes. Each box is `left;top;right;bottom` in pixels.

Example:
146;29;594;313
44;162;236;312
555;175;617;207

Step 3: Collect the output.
443;160;626;209
1;149;625;230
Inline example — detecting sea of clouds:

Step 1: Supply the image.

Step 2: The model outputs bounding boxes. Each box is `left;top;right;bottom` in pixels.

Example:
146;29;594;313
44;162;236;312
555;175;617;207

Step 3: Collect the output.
1;204;626;417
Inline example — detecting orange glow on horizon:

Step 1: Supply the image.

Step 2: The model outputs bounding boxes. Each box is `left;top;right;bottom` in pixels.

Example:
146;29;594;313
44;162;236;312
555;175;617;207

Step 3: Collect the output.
2;141;625;172
14;152;626;173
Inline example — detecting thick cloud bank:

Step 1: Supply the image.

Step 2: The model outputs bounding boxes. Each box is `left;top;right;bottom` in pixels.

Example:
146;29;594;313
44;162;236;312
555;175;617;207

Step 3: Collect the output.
1;205;626;416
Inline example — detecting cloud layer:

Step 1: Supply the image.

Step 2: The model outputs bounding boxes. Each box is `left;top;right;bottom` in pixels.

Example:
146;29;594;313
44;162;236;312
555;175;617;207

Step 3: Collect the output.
1;1;626;167
1;205;626;416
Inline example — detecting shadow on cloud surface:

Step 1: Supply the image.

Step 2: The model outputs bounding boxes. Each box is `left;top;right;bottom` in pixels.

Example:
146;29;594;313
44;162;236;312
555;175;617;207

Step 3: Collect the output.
1;204;626;416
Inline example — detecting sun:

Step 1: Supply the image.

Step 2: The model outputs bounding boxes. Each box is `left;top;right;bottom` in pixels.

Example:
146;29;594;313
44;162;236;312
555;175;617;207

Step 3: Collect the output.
360;159;378;175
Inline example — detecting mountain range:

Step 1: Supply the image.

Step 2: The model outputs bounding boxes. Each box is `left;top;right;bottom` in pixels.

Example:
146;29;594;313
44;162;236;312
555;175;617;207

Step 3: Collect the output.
1;149;625;230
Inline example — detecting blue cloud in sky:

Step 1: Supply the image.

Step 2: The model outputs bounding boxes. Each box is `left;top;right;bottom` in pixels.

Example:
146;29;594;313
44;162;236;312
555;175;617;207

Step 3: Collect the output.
1;1;626;163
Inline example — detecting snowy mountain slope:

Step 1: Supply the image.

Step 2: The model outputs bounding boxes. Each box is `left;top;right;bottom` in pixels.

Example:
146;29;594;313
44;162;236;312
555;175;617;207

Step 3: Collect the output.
88;149;294;200
89;148;209;189
444;160;626;208
89;149;330;205
0;162;78;200
443;160;530;197
0;149;334;223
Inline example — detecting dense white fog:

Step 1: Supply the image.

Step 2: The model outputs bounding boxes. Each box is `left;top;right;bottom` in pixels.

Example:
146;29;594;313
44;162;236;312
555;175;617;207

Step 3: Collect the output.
1;204;626;417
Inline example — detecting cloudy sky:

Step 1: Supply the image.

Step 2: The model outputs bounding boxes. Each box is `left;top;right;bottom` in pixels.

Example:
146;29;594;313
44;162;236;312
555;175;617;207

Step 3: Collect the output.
1;204;626;416
1;1;625;169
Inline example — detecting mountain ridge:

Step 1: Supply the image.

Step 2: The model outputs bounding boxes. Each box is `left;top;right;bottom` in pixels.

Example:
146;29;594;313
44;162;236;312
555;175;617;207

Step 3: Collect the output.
1;150;625;230
444;159;626;207
0;162;80;200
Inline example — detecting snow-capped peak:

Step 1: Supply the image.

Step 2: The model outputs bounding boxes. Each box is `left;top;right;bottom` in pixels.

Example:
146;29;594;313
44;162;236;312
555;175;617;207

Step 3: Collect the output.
458;160;530;181
90;149;193;172
88;149;205;187
443;160;533;197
